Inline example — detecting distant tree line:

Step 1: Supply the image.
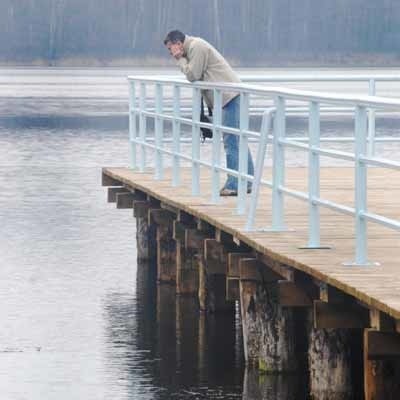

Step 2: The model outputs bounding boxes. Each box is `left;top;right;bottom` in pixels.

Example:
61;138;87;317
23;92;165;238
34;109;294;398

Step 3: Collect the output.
1;0;400;65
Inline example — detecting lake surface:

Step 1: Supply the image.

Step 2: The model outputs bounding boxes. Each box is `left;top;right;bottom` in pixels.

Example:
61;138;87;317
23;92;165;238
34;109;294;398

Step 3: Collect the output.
0;67;399;399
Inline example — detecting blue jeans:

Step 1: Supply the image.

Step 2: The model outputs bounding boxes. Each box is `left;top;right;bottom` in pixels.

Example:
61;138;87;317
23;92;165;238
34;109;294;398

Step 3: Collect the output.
222;96;254;191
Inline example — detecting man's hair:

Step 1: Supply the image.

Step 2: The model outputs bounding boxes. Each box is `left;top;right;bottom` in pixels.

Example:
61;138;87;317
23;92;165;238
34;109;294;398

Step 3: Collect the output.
163;30;185;45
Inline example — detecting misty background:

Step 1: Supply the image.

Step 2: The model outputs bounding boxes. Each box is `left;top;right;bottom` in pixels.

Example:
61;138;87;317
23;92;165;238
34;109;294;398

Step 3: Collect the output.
1;0;400;67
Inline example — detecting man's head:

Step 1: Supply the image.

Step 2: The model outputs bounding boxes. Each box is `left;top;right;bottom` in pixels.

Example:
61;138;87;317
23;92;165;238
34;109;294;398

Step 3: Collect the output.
164;30;185;58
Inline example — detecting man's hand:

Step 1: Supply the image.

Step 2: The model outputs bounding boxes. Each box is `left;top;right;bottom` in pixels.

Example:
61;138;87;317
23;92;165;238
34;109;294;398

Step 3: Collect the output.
171;48;184;60
167;43;184;60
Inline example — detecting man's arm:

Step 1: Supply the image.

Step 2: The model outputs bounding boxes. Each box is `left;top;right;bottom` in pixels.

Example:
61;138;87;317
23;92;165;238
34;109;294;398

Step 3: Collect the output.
177;43;208;82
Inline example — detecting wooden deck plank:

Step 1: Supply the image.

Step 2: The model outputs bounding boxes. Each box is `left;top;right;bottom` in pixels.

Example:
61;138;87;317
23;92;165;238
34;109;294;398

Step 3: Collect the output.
102;166;400;319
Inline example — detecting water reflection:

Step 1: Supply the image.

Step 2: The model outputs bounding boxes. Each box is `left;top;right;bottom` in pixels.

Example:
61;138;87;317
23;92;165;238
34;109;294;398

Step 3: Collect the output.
0;83;348;398
103;256;243;398
103;256;310;399
242;368;307;400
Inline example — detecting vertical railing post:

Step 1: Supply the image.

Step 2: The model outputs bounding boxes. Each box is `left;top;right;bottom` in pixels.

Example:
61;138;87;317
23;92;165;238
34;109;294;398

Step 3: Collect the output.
211;89;222;203
139;82;147;172
192;87;201;196
271;96;286;230
352;105;369;265
154;83;164;180
128;80;137;169
172;85;181;187
367;78;376;157
307;101;321;247
237;92;250;215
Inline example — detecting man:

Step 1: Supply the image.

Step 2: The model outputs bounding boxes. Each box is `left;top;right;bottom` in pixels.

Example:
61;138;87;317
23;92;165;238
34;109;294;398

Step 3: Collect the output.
163;30;254;196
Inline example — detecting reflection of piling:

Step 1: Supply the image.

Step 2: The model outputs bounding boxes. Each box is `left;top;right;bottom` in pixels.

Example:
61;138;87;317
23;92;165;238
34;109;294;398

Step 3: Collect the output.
175;296;199;375
103;169;400;400
156;283;177;382
242;367;303;400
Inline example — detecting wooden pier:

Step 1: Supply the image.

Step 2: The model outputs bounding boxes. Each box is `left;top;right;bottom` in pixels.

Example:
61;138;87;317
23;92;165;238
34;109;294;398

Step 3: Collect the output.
103;166;400;400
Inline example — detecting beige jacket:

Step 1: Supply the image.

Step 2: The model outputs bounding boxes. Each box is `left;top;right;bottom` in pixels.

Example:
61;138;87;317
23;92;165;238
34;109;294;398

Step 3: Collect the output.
177;35;240;108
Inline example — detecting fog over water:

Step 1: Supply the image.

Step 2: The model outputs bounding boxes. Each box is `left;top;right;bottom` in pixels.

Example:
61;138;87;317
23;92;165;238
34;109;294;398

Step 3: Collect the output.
0;68;399;399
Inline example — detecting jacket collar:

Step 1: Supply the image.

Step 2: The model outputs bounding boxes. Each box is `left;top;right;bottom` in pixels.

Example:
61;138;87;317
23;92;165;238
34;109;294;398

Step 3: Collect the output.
183;35;193;56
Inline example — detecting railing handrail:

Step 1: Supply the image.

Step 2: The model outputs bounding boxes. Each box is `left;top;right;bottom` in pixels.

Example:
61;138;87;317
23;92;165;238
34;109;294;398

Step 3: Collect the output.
129;73;400;82
127;76;400;109
240;73;400;82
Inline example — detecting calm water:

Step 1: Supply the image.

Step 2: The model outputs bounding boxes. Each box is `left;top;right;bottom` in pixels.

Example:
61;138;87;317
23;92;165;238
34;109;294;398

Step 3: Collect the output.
0;123;247;399
0;68;309;400
1;68;399;399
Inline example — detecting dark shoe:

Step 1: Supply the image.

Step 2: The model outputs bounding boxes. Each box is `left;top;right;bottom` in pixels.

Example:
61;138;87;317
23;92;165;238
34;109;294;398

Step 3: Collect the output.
247;187;252;194
219;188;238;196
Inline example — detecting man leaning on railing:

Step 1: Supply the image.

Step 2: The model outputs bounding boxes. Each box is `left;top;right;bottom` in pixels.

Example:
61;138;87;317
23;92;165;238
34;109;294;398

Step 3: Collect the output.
163;30;254;196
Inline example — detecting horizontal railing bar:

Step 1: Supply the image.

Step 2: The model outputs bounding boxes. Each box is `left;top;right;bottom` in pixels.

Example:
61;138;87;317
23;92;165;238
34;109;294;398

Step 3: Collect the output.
128;73;400;83
314;198;355;217
132;103;400;113
133;109;261;138
279;186;309;201
259;178;273;188
130;139;256;179
363;211;400;231
361;156;400;170
128;76;400;109
240;74;400;82
278;138;356;161
134;108;400;119
131;135;400;144
278;139;310;151
310;147;355;162
279;183;356;217
279;186;356;217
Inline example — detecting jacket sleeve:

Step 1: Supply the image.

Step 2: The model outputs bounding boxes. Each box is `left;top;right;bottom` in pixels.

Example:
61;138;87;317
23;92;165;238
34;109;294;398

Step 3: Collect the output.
176;42;208;82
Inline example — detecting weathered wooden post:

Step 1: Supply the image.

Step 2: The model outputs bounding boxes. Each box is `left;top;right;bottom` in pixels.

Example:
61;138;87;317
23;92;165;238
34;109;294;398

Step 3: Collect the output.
363;311;400;400
239;256;298;372
199;238;236;313
133;198;156;262
149;207;177;283
103;172;156;262
179;219;218;312
308;283;368;400
173;211;199;295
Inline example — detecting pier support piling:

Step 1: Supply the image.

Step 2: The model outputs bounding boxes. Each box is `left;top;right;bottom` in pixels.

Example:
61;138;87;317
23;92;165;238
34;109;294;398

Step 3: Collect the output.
197;235;237;313
173;216;199;295
308;321;354;400
149;208;177;283
134;200;156;262
239;258;297;372
307;284;367;400
364;328;400;400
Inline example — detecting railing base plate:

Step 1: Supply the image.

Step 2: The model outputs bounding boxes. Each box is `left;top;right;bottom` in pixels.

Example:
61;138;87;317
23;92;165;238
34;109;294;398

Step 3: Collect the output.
242;227;294;233
298;245;332;250
342;260;380;267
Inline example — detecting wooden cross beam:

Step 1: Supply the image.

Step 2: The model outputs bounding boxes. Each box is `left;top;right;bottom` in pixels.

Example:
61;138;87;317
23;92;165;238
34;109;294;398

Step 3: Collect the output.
314;300;369;329
101;172;121;187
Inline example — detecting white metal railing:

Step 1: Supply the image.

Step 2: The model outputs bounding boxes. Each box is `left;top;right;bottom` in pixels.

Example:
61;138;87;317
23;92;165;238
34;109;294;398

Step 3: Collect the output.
134;73;400;156
128;75;400;266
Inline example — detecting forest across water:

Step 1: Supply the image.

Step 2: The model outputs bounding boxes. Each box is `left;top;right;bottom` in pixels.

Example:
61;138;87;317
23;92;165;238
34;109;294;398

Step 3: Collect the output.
1;0;400;66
